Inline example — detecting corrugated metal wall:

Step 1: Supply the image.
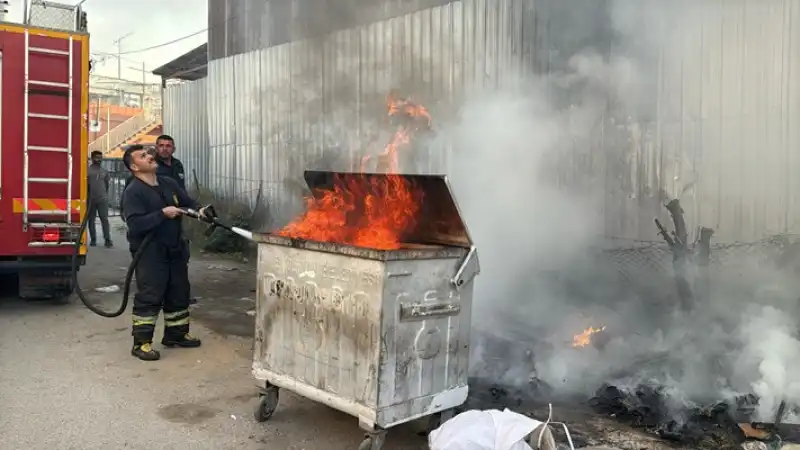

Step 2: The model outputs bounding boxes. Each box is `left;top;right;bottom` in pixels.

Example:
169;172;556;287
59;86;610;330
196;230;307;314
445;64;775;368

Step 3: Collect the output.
207;0;457;60
162;78;210;189
171;0;800;241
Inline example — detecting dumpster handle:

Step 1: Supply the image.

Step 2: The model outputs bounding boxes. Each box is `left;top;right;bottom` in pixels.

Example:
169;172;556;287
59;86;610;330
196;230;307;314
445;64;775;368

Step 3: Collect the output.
451;246;479;290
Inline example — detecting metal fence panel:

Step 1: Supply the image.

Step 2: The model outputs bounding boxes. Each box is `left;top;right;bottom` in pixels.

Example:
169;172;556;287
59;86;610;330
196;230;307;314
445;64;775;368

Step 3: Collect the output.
207;0;457;61
163;78;210;192
233;50;263;201
205;0;527;223
100;158;128;216
176;0;800;242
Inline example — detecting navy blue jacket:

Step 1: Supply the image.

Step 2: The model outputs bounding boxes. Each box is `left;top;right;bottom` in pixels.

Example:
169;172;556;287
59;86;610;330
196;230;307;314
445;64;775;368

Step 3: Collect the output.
156;156;187;190
120;157;187;220
122;176;199;251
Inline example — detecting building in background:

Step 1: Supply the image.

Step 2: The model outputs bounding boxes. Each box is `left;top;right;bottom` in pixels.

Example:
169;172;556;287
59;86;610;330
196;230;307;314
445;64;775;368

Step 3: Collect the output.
87;73;162;156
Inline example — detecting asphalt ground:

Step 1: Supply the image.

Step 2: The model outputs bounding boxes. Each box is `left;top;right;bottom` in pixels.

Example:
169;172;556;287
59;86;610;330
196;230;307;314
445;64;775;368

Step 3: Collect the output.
0;217;428;450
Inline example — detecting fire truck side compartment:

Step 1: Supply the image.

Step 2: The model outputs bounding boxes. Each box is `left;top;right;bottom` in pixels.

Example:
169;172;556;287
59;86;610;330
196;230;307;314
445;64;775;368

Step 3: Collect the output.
0;22;89;294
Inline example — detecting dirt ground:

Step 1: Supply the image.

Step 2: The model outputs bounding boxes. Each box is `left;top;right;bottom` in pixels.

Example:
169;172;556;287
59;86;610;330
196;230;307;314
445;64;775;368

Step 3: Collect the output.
4;217;783;450
0;217;427;450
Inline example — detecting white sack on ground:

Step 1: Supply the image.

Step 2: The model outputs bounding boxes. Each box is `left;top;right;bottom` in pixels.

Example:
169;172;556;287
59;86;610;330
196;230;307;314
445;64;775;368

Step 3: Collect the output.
428;408;559;450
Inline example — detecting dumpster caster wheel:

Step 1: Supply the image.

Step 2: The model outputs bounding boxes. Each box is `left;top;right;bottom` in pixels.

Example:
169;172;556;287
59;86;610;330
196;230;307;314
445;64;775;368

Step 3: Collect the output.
254;387;279;422
358;432;386;450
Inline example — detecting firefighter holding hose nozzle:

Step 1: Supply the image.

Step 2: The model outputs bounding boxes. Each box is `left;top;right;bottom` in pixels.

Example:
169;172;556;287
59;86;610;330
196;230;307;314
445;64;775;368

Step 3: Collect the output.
121;145;208;361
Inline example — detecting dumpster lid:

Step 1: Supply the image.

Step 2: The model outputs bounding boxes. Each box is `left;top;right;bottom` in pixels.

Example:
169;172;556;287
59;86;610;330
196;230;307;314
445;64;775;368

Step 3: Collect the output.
303;170;474;248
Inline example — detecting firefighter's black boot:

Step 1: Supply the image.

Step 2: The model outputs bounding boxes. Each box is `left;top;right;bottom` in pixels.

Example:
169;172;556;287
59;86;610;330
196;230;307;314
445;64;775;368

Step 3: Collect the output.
131;341;161;361
161;333;202;348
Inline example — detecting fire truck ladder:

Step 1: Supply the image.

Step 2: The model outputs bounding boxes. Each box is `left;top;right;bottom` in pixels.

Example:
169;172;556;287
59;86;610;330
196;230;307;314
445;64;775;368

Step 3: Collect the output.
22;29;74;229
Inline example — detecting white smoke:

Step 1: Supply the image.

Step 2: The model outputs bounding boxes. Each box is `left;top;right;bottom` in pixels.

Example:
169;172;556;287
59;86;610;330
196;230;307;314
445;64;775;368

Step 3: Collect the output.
433;0;800;424
738;305;800;420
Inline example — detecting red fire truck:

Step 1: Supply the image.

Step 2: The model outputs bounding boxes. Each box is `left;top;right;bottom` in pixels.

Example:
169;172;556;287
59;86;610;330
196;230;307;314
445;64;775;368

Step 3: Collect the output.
0;5;90;301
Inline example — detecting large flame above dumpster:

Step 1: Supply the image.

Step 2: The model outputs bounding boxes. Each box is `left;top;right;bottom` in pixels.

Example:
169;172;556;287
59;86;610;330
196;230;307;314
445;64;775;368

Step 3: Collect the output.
276;95;430;250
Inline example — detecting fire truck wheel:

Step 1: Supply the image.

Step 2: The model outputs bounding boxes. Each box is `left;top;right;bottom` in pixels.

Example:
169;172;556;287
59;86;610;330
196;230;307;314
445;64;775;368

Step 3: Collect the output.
52;291;73;305
18;272;73;304
48;276;74;305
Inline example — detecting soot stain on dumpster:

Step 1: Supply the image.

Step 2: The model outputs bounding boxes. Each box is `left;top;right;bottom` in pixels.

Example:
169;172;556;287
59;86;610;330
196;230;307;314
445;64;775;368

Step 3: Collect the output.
157;403;220;424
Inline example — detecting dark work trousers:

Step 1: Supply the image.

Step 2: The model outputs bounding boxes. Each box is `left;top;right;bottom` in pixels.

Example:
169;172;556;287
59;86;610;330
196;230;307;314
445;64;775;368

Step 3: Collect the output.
131;241;191;344
184;236;194;301
88;198;111;244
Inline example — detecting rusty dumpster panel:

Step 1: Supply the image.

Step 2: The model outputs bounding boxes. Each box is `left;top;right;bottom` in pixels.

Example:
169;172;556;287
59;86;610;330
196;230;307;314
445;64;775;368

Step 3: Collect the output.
254;243;385;421
252;240;473;429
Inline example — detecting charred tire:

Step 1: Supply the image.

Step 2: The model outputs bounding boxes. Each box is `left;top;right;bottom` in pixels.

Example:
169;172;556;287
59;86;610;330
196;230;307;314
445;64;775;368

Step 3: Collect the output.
254;387;279;422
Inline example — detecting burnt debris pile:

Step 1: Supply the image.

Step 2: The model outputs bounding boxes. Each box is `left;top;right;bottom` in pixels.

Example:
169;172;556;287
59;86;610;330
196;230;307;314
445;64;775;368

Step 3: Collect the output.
590;383;757;445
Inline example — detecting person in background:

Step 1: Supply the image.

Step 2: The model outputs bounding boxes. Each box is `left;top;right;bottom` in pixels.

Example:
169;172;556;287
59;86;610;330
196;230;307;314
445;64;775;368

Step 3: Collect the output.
153;135;198;305
87;150;113;248
155;135;187;189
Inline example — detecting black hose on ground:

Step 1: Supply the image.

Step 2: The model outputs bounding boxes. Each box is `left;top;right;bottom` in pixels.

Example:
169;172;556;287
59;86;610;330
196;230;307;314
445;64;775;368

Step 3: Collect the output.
70;199;153;318
70;201;247;318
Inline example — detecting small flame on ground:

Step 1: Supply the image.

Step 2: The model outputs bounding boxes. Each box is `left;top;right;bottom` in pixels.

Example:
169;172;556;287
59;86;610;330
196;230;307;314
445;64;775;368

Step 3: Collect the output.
276;94;430;250
572;326;607;348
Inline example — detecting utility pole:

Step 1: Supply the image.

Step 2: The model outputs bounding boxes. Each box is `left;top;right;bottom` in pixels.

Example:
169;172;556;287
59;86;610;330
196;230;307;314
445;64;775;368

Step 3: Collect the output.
127;63;149;111
112;31;133;104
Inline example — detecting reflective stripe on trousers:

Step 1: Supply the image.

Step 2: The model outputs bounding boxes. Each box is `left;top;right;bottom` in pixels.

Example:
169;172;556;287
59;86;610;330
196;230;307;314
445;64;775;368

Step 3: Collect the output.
164;309;190;328
132;314;158;327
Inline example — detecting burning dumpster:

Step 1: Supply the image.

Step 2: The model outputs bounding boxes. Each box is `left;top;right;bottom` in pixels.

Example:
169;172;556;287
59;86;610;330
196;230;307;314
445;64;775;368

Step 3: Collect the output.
252;169;480;450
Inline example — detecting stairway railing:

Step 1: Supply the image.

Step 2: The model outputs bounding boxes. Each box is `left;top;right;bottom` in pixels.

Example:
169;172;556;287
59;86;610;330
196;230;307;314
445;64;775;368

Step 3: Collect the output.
88;108;160;154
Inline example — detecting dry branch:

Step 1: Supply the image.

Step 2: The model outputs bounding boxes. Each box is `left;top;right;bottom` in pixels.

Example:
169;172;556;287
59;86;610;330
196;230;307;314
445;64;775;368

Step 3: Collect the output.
654;199;715;310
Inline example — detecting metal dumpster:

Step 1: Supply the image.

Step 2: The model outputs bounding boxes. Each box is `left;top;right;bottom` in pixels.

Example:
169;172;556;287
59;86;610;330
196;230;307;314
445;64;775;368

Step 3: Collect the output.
251;170;480;450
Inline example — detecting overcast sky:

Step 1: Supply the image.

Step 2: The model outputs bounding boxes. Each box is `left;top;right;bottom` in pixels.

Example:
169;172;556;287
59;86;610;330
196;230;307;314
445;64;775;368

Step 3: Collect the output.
8;0;208;82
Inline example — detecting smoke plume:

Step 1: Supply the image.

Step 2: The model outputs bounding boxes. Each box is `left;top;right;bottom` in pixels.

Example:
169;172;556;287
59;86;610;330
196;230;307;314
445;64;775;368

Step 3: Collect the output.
254;0;800;425
436;0;800;423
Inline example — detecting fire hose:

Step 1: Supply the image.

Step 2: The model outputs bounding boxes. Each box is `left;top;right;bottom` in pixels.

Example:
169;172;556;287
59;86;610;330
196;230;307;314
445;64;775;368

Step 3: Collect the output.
70;201;254;318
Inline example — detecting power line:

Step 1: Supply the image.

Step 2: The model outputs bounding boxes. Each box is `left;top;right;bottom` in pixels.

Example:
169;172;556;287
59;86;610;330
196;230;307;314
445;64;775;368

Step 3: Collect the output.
92;0;268;57
92;54;142;65
94;28;206;56
91;2;256;63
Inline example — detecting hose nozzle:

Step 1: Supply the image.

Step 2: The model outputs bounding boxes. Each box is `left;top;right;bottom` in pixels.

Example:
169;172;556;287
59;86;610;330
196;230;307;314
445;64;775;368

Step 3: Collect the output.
179;205;255;242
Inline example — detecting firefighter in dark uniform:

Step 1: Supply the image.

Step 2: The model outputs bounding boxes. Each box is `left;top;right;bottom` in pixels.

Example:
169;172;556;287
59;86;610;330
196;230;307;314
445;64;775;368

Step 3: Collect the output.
153;134;199;305
121;144;206;361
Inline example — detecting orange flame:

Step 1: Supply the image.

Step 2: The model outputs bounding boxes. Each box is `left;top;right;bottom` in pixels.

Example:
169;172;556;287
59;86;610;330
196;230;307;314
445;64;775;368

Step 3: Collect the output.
387;94;432;128
572;326;606;348
276;95;430;250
